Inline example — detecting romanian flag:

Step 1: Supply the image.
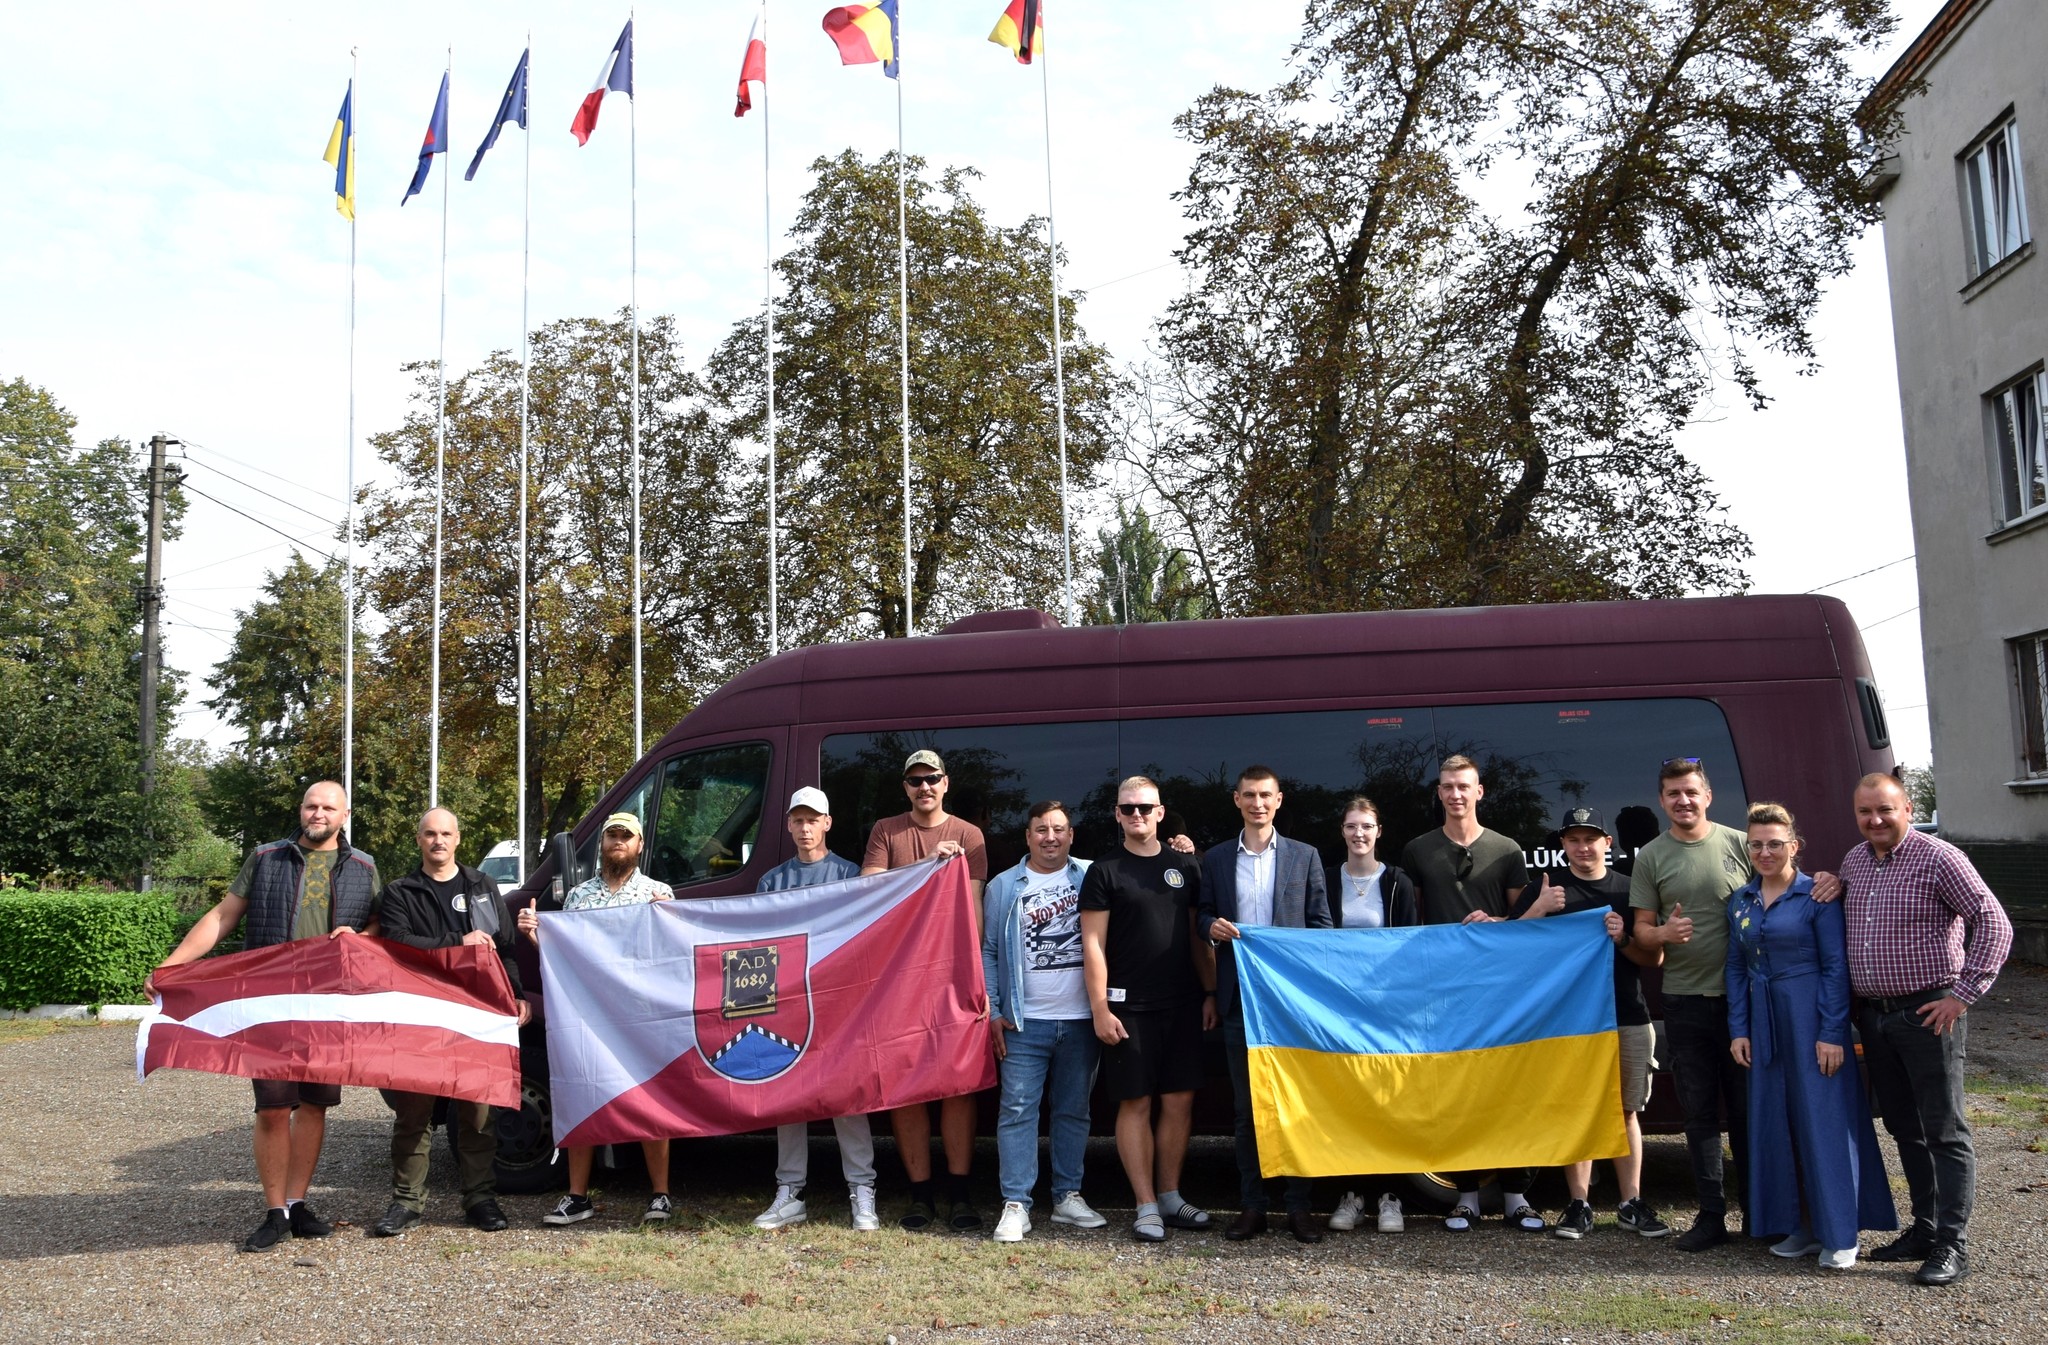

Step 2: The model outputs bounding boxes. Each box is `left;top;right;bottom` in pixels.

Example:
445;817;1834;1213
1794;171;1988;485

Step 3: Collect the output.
321;83;356;220
822;1;899;79
1235;909;1627;1176
988;0;1042;64
572;20;634;146
735;13;766;118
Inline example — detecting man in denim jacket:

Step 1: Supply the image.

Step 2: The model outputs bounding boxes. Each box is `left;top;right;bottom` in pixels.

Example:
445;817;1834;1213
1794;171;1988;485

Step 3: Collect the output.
980;800;1107;1242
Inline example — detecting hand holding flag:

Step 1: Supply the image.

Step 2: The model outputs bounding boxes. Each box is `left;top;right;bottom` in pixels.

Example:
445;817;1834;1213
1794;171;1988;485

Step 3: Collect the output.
401;72;450;205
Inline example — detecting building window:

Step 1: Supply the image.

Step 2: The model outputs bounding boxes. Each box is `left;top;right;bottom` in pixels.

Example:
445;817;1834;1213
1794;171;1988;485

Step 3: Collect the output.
1992;369;2048;524
1964;119;2030;277
2016;632;2048;779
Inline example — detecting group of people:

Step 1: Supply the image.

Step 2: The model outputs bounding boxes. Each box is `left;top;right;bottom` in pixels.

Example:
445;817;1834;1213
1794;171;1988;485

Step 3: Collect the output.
147;749;2013;1289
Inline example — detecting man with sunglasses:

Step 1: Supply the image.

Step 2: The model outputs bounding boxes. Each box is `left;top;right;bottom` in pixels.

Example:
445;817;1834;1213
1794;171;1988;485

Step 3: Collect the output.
1399;754;1541;1234
861;749;990;1231
1079;776;1218;1242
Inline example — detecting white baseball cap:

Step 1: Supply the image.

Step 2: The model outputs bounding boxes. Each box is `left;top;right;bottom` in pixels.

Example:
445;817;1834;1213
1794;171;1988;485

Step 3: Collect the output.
787;786;831;815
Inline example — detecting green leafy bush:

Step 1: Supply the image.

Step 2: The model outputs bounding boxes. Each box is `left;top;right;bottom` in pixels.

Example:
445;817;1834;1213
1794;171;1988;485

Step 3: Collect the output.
0;891;179;1010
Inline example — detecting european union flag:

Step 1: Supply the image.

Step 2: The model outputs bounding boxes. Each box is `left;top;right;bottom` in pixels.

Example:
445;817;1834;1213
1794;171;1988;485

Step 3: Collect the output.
321;83;355;220
465;48;529;183
402;72;450;205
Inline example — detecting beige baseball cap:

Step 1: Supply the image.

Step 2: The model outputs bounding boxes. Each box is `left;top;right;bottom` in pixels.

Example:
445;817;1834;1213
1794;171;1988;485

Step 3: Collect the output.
601;811;643;838
903;749;945;775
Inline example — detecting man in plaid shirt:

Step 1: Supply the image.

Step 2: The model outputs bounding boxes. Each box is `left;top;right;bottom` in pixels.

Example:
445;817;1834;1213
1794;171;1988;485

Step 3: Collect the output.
1840;773;2012;1288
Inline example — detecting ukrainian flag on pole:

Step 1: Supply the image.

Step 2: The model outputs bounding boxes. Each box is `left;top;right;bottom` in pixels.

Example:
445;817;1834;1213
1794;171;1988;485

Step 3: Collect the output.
1237;909;1627;1176
322;83;356;220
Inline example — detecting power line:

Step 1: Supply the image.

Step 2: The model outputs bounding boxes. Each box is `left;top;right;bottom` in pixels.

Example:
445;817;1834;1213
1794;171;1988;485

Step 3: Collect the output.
1804;553;1915;593
1861;604;1920;631
178;482;334;564
180;455;341;531
178;439;347;505
167;540;294;581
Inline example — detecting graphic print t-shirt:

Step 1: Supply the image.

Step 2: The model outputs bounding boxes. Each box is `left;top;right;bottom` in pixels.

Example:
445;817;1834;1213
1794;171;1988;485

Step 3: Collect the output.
291;848;340;942
1078;848;1202;1011
1017;865;1086;1020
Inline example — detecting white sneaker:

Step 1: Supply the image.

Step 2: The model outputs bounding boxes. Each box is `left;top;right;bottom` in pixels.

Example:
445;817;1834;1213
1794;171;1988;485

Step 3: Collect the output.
1771;1229;1821;1258
753;1184;808;1230
1377;1193;1406;1234
1050;1192;1107;1229
849;1183;880;1232
993;1200;1031;1243
1818;1245;1857;1270
1328;1191;1365;1232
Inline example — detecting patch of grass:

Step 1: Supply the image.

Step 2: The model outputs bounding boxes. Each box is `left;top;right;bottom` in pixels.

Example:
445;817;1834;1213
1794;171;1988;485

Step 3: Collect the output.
1535;1288;1870;1344
0;1017;114;1046
514;1215;1327;1343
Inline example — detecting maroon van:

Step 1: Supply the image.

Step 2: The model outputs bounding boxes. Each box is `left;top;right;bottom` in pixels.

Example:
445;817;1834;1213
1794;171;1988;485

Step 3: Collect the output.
492;595;1896;1194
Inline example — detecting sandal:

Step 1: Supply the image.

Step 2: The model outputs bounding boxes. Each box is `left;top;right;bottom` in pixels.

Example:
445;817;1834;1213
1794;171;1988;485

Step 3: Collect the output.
898;1198;935;1232
1132;1211;1166;1242
1161;1198;1211;1230
1444;1203;1478;1232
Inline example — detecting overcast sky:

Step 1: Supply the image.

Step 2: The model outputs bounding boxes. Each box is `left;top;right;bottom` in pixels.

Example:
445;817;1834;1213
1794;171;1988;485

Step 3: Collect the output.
0;1;1943;764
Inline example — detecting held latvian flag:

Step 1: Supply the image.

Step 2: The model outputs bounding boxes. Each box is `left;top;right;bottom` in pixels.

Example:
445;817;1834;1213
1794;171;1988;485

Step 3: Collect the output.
138;936;522;1108
989;0;1042;64
401;72;450;205
321;82;356;220
572;20;634;145
465;47;529;182
822;1;899;79
539;856;994;1146
735;13;767;118
1235;909;1628;1176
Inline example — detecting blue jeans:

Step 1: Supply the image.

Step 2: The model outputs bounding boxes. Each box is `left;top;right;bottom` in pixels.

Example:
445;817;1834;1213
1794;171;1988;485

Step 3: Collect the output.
996;1017;1099;1208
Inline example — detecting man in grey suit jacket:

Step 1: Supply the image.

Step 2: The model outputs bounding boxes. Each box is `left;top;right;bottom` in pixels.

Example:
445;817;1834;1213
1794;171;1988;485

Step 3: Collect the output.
1200;765;1333;1244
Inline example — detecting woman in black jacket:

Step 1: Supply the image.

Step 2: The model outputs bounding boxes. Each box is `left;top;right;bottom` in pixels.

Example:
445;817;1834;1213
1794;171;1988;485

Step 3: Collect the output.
1325;796;1419;929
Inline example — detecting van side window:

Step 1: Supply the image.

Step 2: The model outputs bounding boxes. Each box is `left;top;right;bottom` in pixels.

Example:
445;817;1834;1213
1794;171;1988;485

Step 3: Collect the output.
643;742;773;889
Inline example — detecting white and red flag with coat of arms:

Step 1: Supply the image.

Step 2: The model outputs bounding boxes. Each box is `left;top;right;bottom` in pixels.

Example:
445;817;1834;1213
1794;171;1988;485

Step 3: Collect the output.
537;855;993;1146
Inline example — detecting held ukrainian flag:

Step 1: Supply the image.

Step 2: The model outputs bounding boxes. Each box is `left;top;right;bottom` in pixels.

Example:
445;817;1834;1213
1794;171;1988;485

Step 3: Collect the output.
1236;909;1628;1177
322;83;356;220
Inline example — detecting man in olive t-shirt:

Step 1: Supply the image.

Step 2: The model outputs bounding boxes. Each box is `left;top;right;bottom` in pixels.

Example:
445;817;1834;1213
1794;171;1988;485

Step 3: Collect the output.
1628;760;1751;1250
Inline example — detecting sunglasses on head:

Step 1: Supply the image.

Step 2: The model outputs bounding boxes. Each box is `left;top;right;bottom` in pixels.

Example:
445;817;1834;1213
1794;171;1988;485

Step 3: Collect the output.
904;773;945;788
1662;756;1703;769
1117;802;1160;816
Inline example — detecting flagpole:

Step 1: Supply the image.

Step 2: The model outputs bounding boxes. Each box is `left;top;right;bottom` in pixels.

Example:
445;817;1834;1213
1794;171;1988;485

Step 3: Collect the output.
894;22;913;639
344;50;358;807
630;9;644;758
1039;37;1074;626
430;47;450;808
517;35;532;881
762;0;779;657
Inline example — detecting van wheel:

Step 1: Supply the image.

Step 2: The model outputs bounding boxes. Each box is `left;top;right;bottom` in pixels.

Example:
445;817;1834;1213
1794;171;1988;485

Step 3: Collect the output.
1403;1172;1503;1214
493;1077;563;1195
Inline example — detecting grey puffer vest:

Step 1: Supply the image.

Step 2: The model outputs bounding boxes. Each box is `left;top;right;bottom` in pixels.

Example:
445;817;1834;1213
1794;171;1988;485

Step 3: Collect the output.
241;832;380;950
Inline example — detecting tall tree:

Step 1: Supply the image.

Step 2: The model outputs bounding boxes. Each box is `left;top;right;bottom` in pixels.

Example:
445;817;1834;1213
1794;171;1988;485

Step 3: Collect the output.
1084;503;1216;625
1134;0;1895;614
0;376;198;880
704;150;1122;640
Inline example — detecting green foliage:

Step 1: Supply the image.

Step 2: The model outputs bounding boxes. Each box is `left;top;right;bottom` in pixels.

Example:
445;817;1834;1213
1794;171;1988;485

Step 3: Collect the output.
154;828;241;910
0;376;200;881
1084;503;1215;625
1900;762;1937;819
0;890;178;1009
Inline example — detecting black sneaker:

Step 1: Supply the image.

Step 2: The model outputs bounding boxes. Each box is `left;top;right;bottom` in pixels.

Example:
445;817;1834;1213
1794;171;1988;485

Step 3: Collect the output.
466;1198;509;1232
241;1208;291;1253
1673;1214;1728;1252
543;1193;595;1226
287;1202;333;1239
1617;1198;1671;1238
1871;1225;1936;1263
372;1201;421;1238
1553;1199;1594;1240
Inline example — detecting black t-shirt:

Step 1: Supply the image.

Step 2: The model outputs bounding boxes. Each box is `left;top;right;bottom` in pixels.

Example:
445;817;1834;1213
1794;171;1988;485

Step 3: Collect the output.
1078;847;1202;1011
1518;867;1648;1027
1401;828;1530;924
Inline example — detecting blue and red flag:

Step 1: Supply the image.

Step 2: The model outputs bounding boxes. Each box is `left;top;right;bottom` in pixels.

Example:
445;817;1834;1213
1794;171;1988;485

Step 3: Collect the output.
466;48;530;182
537;856;992;1144
401;72;450;205
572;20;634;145
822;1;899;80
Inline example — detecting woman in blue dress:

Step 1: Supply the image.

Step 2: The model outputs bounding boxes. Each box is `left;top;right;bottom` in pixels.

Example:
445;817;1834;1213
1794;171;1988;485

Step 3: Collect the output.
1726;801;1895;1269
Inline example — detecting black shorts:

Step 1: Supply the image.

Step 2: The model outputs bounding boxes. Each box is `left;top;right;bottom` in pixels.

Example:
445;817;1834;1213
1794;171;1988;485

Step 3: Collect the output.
252;1079;342;1112
1100;1001;1205;1101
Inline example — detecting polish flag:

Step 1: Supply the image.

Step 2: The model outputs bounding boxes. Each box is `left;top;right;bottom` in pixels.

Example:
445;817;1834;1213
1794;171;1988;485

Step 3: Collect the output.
572;19;635;146
138;936;522;1108
735;13;767;118
539;857;993;1146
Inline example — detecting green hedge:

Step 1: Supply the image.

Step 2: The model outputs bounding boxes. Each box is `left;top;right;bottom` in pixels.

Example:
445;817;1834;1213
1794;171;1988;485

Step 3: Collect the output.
0;890;179;1011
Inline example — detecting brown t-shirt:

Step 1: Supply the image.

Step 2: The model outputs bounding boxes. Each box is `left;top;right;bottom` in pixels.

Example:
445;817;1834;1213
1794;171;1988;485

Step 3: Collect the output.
863;813;989;882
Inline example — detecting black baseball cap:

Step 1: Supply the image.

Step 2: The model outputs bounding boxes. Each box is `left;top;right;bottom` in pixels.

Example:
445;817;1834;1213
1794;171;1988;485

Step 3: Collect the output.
1559;806;1608;835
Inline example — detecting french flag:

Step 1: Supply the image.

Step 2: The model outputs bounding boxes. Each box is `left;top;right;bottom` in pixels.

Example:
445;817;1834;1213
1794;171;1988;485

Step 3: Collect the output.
137;937;522;1108
735;13;767;118
539;857;994;1146
571;19;634;146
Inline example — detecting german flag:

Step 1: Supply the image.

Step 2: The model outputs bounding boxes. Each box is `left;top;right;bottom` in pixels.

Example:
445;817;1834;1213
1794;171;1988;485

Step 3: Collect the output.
988;0;1041;65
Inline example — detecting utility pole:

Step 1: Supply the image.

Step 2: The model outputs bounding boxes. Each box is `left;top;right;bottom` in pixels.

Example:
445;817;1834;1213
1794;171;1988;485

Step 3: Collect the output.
138;433;176;890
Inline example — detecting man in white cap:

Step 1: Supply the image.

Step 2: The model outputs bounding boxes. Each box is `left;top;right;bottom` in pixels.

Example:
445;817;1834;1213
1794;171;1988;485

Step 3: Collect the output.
752;787;881;1232
517;811;675;1226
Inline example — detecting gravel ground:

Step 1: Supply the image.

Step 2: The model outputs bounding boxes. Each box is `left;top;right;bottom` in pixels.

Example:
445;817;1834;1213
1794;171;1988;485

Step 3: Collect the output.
4;967;2046;1344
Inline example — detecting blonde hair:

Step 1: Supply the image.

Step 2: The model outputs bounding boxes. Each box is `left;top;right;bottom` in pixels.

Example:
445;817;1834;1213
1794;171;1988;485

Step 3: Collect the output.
1117;775;1160;798
1745;800;1799;843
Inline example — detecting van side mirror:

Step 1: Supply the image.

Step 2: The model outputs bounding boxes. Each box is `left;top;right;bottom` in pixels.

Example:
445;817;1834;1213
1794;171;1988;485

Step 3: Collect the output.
551;830;582;894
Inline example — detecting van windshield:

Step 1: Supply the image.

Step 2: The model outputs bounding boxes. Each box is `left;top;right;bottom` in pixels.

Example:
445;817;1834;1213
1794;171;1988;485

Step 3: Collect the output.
643;741;772;889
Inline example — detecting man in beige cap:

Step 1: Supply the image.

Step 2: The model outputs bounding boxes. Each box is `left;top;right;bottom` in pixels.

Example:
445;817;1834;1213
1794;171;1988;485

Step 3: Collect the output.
516;811;675;1225
862;749;989;1230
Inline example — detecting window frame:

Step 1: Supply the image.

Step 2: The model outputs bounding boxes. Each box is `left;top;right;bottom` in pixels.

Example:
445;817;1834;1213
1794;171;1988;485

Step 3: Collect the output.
1990;366;2048;526
2014;631;2048;781
1962;116;2030;279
